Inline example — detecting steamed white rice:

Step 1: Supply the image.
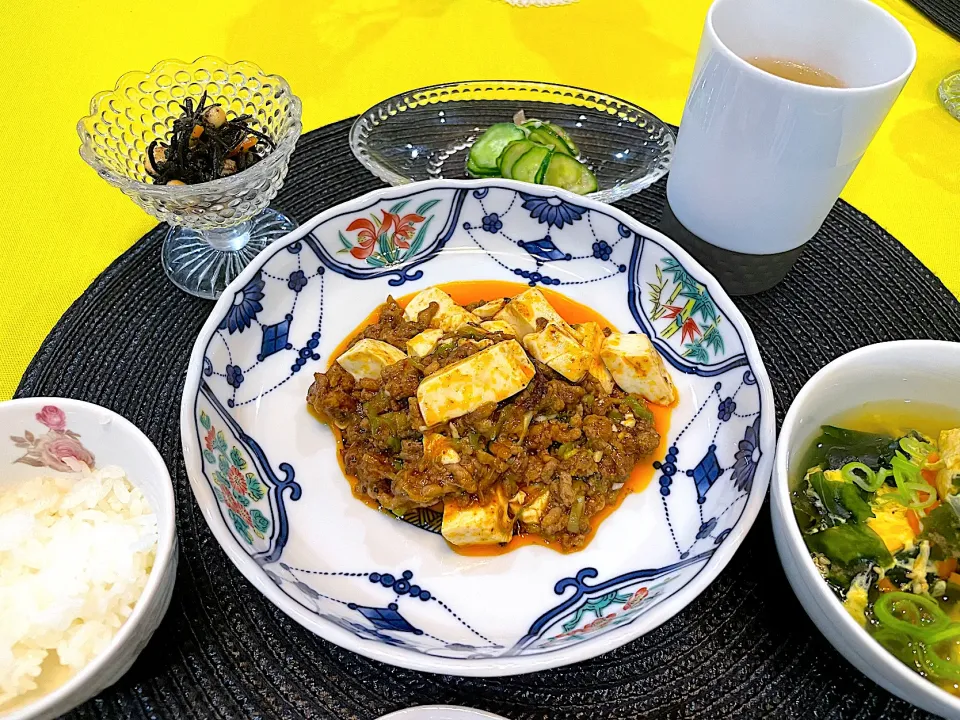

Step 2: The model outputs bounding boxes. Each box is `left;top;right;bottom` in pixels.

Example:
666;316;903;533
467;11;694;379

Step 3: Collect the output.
0;464;157;709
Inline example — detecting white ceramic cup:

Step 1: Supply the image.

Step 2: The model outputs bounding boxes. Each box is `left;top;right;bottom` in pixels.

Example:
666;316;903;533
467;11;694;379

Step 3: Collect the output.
666;0;916;255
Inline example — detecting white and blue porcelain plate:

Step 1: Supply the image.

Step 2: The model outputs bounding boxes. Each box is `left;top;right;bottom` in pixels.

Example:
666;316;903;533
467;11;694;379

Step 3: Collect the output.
180;179;775;676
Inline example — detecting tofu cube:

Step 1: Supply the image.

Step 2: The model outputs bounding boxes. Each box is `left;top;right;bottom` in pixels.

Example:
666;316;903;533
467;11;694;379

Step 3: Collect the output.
337;339;407;381
403;287;479;332
519;489;550;526
404;287;454;322
416;340;536;426
423;433;460;465
438;307;480;333
472;298;507;319
406;329;445;358
480;320;516;336
441;486;513;545
573;321;604;349
494;288;576;340
522;322;592;382
573;321;615;395
600;332;677;405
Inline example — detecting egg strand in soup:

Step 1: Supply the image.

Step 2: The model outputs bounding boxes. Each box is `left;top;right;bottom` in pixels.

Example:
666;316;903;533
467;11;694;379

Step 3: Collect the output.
792;402;960;696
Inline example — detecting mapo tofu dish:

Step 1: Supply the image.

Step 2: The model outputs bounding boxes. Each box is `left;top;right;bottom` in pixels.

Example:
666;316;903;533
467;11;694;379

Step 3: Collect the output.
307;284;677;552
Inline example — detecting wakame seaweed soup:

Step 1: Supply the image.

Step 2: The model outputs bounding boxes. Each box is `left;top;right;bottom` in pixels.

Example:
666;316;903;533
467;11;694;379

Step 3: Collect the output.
792;401;960;694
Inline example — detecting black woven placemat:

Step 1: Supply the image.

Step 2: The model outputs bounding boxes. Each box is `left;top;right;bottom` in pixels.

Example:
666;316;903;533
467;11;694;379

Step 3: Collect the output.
905;0;960;41
18;118;960;720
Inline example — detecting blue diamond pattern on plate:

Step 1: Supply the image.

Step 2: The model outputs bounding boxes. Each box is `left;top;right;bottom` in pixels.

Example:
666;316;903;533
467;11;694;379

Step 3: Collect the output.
518;235;571;262
689;445;721;501
259;314;293;361
352;603;422;633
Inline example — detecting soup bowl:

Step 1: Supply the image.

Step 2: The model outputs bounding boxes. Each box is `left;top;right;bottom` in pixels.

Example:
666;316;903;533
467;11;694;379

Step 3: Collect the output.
180;178;775;676
772;340;960;718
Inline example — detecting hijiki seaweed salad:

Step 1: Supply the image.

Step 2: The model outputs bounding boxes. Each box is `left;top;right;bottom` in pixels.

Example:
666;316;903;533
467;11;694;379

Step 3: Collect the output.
793;421;960;693
144;91;274;185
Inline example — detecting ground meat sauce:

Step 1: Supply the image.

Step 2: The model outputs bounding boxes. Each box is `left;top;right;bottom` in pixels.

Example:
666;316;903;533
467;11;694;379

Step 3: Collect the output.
307;295;661;552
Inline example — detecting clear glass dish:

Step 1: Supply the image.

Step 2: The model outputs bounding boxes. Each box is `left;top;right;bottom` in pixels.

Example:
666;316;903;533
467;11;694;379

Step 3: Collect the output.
349;81;675;204
940;70;960;121
77;56;302;299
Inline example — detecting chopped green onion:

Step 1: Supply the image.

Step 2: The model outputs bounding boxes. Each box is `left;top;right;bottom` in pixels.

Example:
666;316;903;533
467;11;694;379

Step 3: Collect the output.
841;462;883;492
918;642;960;682
387;437;402;453
362;393;391;417
491;415;505;441
904;481;938;509
872;628;917;668
874;592;951;637
900;435;936;464
609;410;624;423
926;623;960;647
891;454;922;504
873;591;960;683
457;325;486;339
623;396;654;423
371;412;408;438
889;451;939;509
874;593;960;682
557;442;579;460
519;411;535;442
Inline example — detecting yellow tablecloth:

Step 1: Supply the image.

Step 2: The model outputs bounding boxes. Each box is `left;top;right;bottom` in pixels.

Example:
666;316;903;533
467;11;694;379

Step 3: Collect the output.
0;0;957;401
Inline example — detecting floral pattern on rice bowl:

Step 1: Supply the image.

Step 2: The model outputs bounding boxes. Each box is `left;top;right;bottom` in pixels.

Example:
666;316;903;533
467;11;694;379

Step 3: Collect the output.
9;405;96;471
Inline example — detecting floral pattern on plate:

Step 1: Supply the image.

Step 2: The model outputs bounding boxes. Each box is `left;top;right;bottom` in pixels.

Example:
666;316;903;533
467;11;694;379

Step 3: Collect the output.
339;199;441;266
200;410;270;545
630;242;747;376
194;381;301;563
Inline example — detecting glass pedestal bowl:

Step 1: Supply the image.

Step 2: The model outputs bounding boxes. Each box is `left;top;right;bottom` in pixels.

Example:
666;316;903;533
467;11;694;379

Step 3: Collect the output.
78;57;302;299
940;70;960;121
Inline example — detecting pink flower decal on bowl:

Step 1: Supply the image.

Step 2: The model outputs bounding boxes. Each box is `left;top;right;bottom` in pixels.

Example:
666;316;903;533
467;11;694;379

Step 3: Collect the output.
9;405;96;471
36;405;67;432
36;434;96;472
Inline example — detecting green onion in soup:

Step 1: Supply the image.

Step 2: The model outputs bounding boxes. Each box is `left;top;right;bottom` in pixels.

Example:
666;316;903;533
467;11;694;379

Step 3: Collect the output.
792;413;960;694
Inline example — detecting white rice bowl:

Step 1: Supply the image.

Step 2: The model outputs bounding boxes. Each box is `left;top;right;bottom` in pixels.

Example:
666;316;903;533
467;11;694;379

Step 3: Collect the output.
0;464;157;710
